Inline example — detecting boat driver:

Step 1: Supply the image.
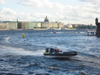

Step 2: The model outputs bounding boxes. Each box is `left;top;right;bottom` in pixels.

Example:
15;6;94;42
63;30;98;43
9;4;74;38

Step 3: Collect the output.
56;49;59;51
50;48;53;53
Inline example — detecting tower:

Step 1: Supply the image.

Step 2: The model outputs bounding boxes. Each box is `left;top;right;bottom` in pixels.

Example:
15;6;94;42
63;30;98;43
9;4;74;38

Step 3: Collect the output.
17;19;18;23
95;18;98;25
95;18;100;37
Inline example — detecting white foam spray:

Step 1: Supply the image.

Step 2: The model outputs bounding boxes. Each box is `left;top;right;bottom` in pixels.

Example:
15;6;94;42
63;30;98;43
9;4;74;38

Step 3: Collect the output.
0;45;44;56
5;37;10;44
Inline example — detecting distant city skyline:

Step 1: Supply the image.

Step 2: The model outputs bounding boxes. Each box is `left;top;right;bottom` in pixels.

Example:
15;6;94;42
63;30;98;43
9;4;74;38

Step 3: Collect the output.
0;0;100;25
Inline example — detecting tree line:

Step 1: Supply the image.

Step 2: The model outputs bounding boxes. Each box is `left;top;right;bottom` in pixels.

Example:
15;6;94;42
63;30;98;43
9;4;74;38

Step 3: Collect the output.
73;25;96;29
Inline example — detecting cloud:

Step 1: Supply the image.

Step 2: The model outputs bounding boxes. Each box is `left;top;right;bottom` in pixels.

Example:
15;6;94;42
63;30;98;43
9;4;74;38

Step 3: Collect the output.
12;0;98;24
0;0;100;25
0;7;50;21
12;0;52;9
12;0;65;11
0;0;6;4
79;0;100;3
0;7;31;21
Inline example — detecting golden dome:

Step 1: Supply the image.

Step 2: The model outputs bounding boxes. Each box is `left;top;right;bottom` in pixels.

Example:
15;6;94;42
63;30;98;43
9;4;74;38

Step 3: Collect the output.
44;16;49;22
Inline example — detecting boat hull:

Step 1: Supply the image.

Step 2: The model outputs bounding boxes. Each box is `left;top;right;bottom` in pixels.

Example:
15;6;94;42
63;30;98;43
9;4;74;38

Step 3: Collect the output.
44;52;78;58
44;55;72;58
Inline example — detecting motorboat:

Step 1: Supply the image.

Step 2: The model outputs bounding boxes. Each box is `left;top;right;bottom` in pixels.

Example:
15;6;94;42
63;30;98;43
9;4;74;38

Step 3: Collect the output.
44;48;78;58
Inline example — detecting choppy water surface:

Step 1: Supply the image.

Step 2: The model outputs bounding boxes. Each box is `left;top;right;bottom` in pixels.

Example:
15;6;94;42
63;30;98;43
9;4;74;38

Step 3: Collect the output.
0;30;100;75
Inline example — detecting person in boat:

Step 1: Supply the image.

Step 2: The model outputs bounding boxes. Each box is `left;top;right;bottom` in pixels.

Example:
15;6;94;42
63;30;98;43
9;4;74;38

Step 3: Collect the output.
56;49;59;51
45;48;62;54
45;48;56;54
50;48;59;52
55;48;62;54
45;48;50;54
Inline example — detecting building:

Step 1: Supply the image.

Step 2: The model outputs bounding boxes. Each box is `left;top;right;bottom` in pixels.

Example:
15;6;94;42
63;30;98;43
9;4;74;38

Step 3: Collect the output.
0;23;7;29
0;16;64;30
0;22;17;30
41;16;64;29
68;24;73;29
6;22;17;29
58;22;64;28
41;22;49;29
18;22;37;29
25;22;37;29
44;16;49;22
49;22;58;29
37;22;42;28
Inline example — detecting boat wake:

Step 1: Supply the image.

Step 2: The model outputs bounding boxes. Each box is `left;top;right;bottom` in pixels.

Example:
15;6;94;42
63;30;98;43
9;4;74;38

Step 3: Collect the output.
74;52;100;66
0;45;44;56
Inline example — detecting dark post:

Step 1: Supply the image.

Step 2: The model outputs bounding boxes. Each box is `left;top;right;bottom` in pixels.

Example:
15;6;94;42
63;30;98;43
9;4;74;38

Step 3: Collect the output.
95;18;100;37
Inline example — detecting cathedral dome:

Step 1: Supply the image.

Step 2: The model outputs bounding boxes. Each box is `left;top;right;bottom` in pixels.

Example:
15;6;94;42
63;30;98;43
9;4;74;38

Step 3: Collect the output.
44;16;49;22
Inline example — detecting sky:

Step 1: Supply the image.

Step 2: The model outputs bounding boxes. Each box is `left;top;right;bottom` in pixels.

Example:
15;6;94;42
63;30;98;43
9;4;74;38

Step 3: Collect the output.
0;0;100;25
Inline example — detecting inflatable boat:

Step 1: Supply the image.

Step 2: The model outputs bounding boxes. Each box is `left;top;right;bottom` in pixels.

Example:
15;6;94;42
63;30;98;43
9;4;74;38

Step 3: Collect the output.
44;48;78;58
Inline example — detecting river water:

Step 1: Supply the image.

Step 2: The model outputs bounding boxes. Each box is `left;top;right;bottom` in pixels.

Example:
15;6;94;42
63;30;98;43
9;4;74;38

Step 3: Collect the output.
0;30;100;75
